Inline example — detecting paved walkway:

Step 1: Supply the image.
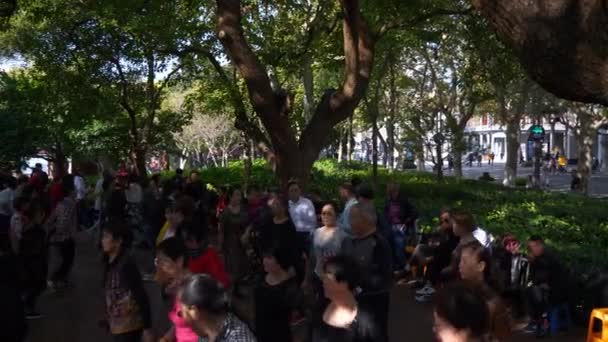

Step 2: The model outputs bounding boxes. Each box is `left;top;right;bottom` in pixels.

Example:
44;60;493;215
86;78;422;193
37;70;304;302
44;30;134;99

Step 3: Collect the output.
27;233;584;342
431;162;608;198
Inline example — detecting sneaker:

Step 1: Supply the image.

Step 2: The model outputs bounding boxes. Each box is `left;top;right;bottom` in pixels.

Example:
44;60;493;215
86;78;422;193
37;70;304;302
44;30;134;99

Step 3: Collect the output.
536;326;547;338
415;294;432;303
523;322;538;334
415;284;436;296
25;311;43;320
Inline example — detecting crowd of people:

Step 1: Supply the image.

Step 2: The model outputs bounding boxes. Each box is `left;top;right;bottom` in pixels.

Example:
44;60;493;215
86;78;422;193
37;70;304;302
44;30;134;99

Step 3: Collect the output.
0;164;576;342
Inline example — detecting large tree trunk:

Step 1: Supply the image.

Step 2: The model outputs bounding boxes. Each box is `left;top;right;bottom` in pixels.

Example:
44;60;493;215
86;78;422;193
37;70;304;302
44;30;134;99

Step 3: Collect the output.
121;96;148;177
133;146;147;177
451;128;465;178
386;120;395;168
435;142;443;180
472;0;608;105
495;80;530;185
275;148;316;190
453;150;463;177
503;120;520;186
577;114;595;195
216;0;374;188
52;147;68;178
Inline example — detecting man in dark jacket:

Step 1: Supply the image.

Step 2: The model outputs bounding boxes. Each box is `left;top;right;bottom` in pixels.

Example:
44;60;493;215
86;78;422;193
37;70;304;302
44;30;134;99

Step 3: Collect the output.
525;236;568;337
341;202;392;342
411;209;459;287
357;184;392;245
384;182;418;272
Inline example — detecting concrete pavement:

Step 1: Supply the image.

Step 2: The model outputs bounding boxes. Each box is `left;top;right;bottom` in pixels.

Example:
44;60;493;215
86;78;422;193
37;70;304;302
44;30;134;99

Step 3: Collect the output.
432;162;608;197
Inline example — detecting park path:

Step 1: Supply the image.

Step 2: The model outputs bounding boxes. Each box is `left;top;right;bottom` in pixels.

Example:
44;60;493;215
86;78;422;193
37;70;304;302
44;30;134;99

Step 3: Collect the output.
441;162;608;198
27;232;584;342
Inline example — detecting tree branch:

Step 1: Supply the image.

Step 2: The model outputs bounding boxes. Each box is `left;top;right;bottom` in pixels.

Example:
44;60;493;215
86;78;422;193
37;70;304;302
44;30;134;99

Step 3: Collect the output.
156;62;184;97
204;51;271;149
216;0;297;152
143;51;157;145
298;0;375;163
376;7;473;38
113;65;136;117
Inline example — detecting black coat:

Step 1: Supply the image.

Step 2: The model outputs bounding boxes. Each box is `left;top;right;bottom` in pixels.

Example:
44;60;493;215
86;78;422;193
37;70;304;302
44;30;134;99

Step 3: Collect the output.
529;250;569;304
0;253;27;342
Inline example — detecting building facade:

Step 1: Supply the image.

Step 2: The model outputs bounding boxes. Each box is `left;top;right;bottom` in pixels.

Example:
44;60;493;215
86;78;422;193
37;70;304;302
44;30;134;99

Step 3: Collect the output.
464;114;607;163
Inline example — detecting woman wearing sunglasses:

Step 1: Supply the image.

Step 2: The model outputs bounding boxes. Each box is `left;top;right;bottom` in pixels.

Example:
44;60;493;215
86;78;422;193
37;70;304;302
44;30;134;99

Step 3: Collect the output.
411;208;459;302
305;202;346;302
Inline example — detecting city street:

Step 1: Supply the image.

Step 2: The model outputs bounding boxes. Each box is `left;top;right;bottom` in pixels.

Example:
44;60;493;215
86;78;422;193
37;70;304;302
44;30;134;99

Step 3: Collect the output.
429;162;608;198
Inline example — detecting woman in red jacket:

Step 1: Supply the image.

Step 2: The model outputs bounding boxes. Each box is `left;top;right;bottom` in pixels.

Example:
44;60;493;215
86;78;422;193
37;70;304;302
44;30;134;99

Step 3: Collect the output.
182;225;230;288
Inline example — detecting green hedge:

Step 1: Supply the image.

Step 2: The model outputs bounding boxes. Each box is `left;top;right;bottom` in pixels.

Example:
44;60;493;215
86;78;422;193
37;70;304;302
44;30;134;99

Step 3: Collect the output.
175;159;608;273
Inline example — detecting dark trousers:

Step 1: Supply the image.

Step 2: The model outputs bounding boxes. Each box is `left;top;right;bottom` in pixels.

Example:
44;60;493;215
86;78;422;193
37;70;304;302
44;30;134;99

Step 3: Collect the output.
504;287;527;319
527;285;549;321
50;239;75;282
358;292;390;342
425;258;441;286
311;274;330;320
112;329;142;342
295;231;311;256
0;213;10;233
22;254;48;310
0;214;10;251
392;228;406;270
295;232;311;285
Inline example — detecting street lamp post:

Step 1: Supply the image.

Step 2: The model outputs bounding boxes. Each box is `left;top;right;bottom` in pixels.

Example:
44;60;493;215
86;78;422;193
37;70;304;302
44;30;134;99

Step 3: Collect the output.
529;124;546;188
